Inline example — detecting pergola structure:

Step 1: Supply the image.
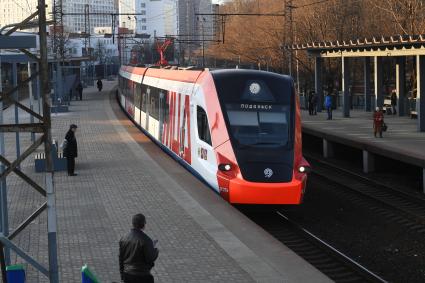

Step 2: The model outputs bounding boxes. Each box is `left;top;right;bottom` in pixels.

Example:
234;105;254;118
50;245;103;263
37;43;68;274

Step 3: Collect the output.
286;34;425;132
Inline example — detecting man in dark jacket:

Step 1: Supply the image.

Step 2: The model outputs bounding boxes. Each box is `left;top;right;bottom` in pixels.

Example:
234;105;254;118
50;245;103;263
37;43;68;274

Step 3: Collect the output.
391;90;397;115
97;79;103;92
76;82;83;100
119;214;159;283
63;124;78;176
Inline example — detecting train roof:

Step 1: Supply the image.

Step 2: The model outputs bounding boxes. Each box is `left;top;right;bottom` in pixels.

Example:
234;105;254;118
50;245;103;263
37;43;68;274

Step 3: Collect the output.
120;65;293;84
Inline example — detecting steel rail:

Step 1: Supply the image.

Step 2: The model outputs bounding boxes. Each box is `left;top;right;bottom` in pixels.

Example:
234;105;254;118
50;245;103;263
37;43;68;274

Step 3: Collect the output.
276;211;387;283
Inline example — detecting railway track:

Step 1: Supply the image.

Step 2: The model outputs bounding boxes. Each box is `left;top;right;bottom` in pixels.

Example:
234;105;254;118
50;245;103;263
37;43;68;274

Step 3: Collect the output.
306;154;425;233
239;208;386;283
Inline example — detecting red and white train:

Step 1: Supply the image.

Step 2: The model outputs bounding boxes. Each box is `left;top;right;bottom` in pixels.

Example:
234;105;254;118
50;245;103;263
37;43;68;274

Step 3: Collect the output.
118;66;310;204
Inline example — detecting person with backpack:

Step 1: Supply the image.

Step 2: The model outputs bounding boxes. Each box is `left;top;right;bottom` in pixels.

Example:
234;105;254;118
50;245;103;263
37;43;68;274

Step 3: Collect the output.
325;93;333;120
63;124;78;176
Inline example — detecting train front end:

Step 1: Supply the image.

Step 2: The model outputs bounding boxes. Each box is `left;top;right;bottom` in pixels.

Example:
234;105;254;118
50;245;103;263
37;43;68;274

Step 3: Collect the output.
210;70;309;204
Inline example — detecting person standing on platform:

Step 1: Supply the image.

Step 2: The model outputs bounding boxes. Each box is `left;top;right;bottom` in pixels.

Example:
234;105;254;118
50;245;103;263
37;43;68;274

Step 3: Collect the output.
325;93;333;120
119;214;159;283
373;107;384;138
308;91;314;115
63;124;78;176
97;79;103;92
391;90;397;115
312;92;318;115
76;82;83;100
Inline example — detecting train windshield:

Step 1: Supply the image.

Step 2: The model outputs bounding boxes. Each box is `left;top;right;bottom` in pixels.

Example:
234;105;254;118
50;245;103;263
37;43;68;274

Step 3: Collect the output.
212;70;294;149
226;104;290;147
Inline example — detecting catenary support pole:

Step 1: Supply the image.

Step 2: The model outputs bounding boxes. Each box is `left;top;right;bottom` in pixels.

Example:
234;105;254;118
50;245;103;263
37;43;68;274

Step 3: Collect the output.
396;57;406;116
364;57;372;112
315;57;323;112
38;1;59;282
342;57;350;117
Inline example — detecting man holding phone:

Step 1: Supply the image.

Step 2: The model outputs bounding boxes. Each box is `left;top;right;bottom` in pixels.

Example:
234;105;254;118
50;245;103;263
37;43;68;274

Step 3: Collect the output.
119;214;159;283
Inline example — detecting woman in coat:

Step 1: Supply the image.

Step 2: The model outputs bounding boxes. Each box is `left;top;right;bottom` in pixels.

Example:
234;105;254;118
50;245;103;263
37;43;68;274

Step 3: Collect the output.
373;107;384;138
64;124;78;176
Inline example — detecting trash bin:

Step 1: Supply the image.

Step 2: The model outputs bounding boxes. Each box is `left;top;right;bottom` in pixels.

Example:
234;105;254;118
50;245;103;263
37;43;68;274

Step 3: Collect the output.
6;264;25;283
81;264;100;283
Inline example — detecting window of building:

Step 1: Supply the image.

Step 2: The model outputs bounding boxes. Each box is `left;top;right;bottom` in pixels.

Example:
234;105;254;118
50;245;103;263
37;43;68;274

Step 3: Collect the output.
142;26;147;30
197;106;211;145
141;10;146;15
141;3;146;8
141;18;146;23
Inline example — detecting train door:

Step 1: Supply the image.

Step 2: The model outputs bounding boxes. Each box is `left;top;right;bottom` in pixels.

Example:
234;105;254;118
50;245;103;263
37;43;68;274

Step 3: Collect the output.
145;87;150;132
159;91;166;142
193;92;218;190
134;83;141;125
179;94;191;163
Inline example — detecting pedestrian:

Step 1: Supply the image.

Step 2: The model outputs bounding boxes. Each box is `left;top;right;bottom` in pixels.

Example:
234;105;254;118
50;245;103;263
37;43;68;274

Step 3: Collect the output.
308;91;314;115
373;107;384;138
325;93;333;120
76;82;83;100
63;124;78;176
119;214;159;283
97;79;103;92
312;92;318;115
391;90;397;115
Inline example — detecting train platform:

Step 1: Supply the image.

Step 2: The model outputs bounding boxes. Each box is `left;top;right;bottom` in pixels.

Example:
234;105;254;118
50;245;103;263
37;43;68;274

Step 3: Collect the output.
301;109;425;189
3;81;332;282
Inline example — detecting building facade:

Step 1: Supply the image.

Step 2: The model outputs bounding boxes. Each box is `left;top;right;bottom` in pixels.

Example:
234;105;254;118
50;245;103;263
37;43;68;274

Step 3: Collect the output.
119;0;177;38
63;0;117;34
0;0;53;28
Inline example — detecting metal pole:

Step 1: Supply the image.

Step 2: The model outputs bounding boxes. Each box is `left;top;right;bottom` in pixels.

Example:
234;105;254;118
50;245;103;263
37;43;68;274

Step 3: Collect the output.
28;62;35;142
38;0;59;282
12;63;21;165
0;243;7;283
0;51;9;267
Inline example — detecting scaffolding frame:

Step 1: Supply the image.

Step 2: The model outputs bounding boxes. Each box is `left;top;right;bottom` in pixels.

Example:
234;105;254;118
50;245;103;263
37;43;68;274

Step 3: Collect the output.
0;1;59;282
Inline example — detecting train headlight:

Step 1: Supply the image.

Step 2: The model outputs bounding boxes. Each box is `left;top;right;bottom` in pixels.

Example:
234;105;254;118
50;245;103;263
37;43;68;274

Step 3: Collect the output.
298;166;311;173
218;164;232;171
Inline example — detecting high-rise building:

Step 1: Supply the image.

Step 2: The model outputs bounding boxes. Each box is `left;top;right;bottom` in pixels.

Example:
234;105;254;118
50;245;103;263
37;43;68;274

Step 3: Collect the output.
0;0;53;29
0;1;116;34
177;0;216;63
119;0;178;38
63;0;117;33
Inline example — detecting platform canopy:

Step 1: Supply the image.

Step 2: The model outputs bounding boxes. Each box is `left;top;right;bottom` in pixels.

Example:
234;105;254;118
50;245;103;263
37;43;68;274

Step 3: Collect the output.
286;34;425;132
286;34;425;58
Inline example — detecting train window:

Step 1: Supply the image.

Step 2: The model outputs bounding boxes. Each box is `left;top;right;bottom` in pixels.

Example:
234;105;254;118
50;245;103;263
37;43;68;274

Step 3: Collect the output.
149;87;160;120
134;83;141;108
197;106;212;146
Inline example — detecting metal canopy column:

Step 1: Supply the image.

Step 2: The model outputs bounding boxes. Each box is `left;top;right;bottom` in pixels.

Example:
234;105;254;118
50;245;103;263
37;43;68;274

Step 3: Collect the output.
342;57;350;117
396;57;406;116
374;56;383;109
315;56;323;112
417;55;425;132
364;57;372;112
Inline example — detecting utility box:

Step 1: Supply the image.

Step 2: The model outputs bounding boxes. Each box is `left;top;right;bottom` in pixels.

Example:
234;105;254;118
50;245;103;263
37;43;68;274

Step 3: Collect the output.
81;265;100;283
6;264;25;283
